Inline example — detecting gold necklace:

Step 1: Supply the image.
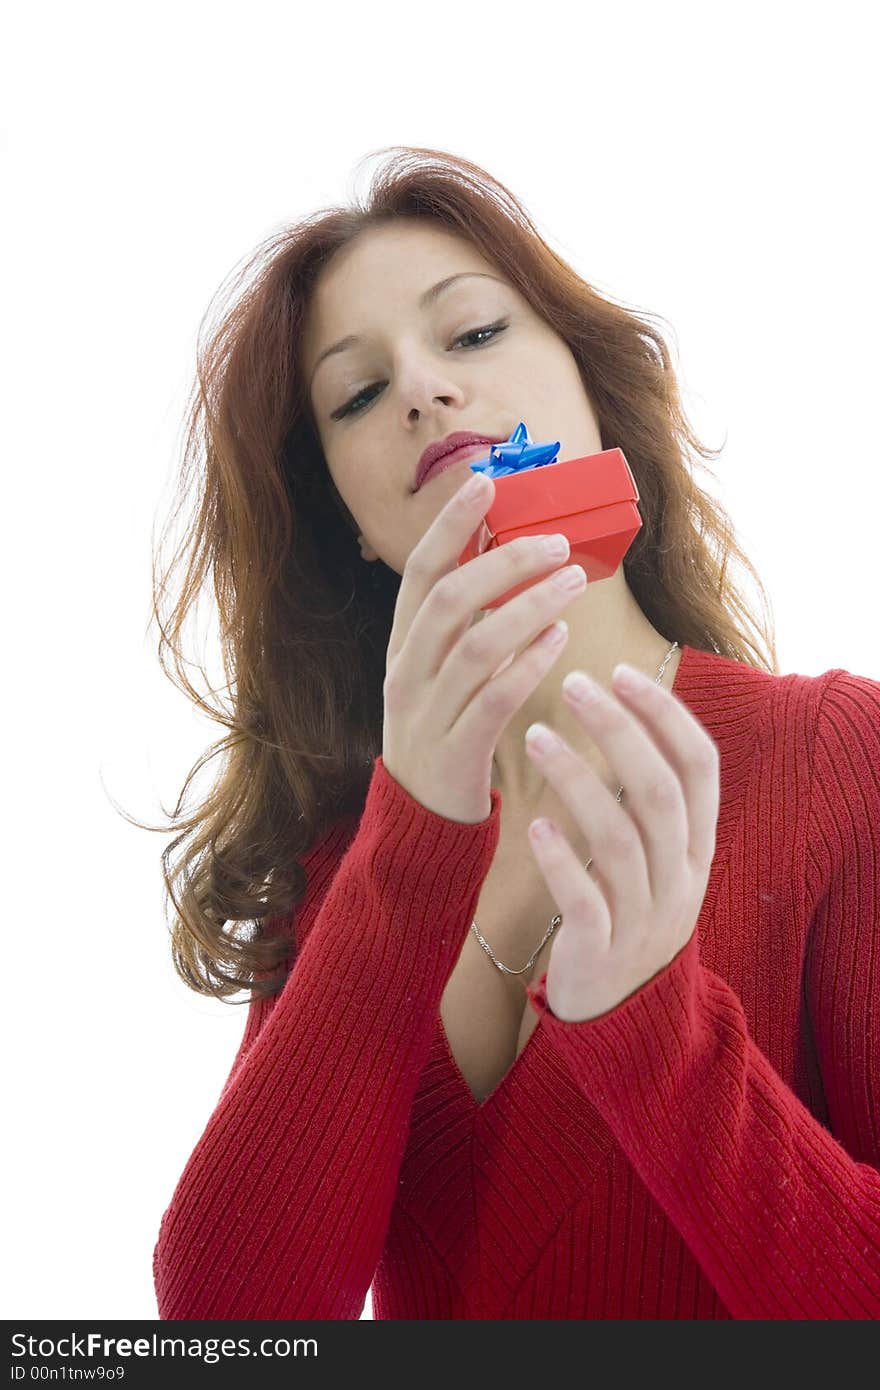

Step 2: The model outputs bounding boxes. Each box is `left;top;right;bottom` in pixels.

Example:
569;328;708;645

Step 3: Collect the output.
471;640;680;975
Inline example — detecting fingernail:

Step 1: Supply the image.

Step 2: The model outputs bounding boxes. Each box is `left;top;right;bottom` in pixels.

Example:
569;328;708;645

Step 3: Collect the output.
525;722;561;754
529;817;557;841
613;662;652;692
461;473;489;502
551;565;586;592
542;533;569;558
562;671;601;703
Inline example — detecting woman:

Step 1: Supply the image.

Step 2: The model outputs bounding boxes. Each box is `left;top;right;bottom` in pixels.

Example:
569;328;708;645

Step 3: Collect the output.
150;147;880;1319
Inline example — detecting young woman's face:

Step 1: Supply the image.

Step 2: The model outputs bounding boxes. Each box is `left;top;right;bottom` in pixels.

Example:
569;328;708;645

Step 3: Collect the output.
301;219;603;575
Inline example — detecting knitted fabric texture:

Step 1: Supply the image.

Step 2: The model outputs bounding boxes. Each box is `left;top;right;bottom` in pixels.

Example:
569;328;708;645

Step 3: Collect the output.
153;643;880;1319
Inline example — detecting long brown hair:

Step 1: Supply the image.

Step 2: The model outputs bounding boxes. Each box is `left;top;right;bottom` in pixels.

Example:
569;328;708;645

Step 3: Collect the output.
133;145;778;1004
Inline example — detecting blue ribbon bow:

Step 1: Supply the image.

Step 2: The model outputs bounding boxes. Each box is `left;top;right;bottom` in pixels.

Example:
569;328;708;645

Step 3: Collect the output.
467;421;561;478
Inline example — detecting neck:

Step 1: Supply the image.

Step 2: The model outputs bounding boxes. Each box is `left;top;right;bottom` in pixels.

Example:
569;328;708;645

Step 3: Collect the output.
486;567;679;805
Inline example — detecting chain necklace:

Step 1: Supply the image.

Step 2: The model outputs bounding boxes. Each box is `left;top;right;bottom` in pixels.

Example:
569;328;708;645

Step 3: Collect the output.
471;640;680;976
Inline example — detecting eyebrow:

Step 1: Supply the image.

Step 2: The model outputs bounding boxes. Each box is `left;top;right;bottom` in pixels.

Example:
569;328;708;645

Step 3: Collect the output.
308;271;508;387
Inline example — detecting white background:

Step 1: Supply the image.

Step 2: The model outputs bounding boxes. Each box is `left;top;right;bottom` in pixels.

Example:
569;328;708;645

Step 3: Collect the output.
3;0;877;1323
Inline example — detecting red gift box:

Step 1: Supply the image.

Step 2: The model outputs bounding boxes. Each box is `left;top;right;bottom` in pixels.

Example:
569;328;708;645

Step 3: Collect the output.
457;447;642;610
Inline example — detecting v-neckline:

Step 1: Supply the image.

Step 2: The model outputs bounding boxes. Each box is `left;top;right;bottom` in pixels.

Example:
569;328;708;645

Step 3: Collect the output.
435;1006;547;1114
432;639;694;1116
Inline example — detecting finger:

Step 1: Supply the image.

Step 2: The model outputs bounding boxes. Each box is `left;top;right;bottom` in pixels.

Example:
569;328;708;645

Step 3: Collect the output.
526;814;611;949
609;665;720;869
557;675;688;903
389;479;576;692
524;723;650;930
386;472;495;671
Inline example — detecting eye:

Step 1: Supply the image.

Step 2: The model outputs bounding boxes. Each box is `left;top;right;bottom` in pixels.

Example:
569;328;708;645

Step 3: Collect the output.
330;319;509;421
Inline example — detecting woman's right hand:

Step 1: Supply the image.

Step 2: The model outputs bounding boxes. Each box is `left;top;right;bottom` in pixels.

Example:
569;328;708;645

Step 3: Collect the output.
381;472;588;823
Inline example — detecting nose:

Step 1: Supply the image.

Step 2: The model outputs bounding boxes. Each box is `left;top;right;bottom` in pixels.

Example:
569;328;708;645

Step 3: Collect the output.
385;335;466;418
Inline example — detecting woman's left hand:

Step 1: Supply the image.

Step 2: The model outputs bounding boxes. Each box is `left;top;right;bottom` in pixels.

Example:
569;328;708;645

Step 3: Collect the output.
523;661;720;1023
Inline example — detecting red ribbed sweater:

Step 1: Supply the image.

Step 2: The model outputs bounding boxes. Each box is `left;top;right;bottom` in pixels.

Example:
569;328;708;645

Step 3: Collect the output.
153;643;880;1319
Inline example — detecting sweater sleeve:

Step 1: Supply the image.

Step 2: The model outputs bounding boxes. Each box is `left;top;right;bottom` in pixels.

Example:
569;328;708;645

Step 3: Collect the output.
152;756;501;1320
524;669;880;1320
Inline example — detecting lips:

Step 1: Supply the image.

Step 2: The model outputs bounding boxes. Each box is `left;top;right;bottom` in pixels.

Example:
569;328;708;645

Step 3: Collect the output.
417;442;495;488
415;432;504;490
